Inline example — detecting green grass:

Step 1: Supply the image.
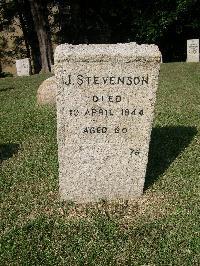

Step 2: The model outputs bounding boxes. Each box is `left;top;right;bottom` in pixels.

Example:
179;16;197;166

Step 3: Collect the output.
0;63;200;265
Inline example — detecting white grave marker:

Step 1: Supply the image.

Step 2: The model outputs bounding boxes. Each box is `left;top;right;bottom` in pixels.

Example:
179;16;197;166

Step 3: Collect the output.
16;58;31;76
187;39;199;62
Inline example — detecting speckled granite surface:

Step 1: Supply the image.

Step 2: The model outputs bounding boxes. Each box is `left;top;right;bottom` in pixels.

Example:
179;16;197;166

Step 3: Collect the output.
55;42;161;203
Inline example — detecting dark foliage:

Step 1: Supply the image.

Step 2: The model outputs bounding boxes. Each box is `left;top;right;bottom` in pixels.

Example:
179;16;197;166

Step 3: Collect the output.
54;0;200;61
1;0;200;63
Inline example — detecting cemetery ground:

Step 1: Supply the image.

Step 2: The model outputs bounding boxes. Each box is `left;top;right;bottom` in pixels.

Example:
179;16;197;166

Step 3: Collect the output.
0;63;199;265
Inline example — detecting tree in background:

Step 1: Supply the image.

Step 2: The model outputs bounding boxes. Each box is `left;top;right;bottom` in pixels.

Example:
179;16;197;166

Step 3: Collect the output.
1;0;53;74
53;0;200;61
0;0;27;74
15;0;41;73
130;0;200;61
1;0;200;71
28;0;53;73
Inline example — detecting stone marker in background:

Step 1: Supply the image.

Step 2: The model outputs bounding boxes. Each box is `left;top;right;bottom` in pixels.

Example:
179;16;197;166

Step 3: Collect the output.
16;58;31;76
187;39;199;62
55;43;161;203
51;64;55;74
37;76;57;105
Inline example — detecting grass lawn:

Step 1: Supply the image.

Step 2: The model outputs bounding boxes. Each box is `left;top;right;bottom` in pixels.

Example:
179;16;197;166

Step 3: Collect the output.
0;63;200;265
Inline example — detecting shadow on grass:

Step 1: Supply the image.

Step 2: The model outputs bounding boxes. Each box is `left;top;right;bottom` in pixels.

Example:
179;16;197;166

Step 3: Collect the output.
0;143;20;163
145;126;197;190
0;87;15;92
0;72;13;78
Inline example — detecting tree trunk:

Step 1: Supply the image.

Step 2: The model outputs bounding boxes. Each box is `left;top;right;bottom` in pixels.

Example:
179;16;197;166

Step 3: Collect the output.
16;0;41;73
28;0;53;73
0;60;2;74
18;12;31;58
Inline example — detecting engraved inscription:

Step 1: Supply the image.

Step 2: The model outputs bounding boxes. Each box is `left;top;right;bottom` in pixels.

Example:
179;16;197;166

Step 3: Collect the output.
62;74;149;86
68;73;149;157
84;108;114;117
83;127;108;134
93;95;122;103
130;149;140;156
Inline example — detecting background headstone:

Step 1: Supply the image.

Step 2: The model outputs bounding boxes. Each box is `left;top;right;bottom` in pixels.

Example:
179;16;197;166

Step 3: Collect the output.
37;76;57;105
55;43;161;203
16;58;31;76
51;64;55;74
187;39;199;62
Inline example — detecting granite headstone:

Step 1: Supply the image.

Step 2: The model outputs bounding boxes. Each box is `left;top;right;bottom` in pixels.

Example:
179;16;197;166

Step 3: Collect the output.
16;58;31;76
55;43;161;203
187;39;199;62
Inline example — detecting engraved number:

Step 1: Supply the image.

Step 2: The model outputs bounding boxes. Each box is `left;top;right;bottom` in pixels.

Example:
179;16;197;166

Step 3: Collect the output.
121;109;144;116
69;109;79;116
130;149;140;156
